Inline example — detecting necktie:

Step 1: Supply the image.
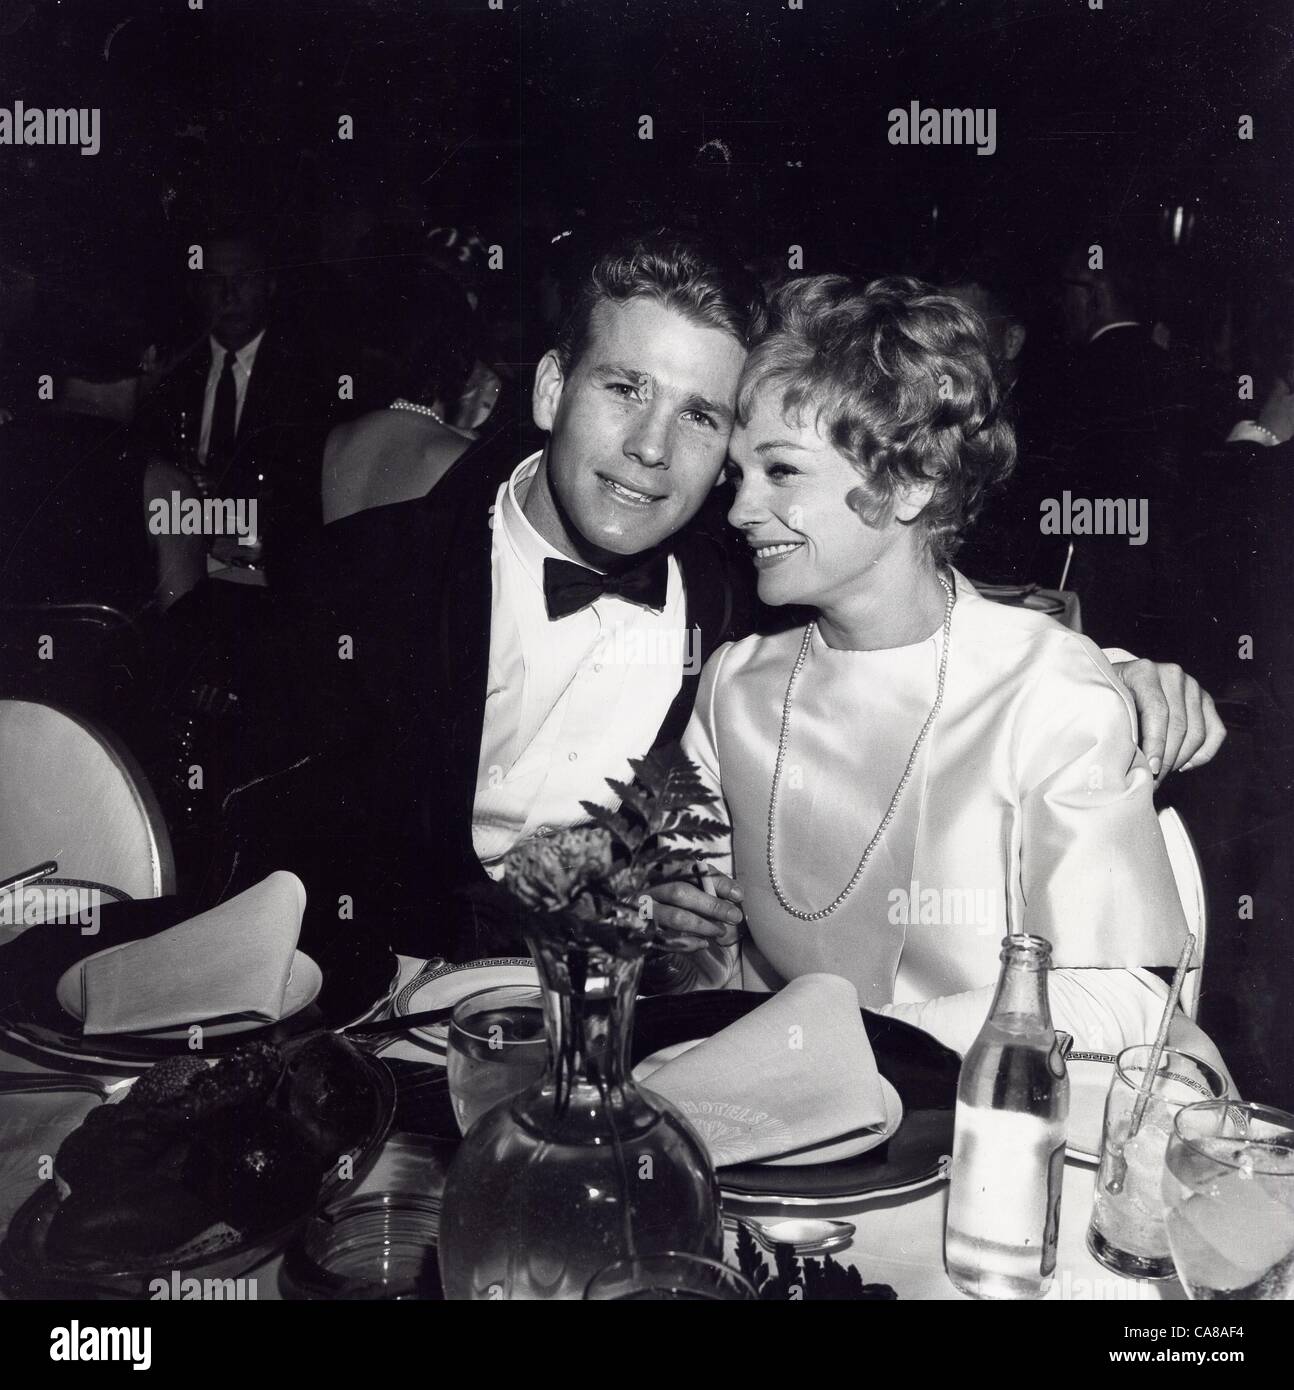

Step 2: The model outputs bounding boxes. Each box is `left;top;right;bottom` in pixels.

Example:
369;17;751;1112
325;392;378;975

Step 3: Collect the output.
543;555;669;621
207;349;238;467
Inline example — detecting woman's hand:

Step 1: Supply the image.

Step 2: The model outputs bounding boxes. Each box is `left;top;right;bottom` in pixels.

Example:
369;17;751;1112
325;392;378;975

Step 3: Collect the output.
1110;658;1226;784
646;874;745;953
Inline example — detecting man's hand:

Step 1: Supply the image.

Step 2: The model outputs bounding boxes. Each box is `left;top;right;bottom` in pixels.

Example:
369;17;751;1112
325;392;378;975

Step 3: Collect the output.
1112;659;1226;784
647;874;744;953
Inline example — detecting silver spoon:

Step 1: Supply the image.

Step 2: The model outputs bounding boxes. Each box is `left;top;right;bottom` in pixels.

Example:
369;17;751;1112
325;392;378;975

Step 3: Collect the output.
726;1215;856;1256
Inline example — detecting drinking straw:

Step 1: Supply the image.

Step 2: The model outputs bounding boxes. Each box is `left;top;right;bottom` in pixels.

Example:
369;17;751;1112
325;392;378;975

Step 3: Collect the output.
0;861;57;896
1127;931;1197;1141
1058;542;1074;592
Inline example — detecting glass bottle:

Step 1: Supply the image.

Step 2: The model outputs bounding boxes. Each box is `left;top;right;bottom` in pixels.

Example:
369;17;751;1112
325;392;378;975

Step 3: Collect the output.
945;932;1069;1299
437;928;721;1300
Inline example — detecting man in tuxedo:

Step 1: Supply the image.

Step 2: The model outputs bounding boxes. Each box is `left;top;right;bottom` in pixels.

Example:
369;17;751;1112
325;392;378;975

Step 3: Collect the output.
235;231;1225;962
144;230;333;576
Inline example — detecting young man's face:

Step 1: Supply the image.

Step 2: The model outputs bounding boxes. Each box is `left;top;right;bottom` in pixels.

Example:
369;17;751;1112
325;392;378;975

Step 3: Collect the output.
529;297;747;564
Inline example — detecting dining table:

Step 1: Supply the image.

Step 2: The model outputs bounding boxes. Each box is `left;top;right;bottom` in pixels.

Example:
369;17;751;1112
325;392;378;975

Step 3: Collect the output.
0;950;1183;1303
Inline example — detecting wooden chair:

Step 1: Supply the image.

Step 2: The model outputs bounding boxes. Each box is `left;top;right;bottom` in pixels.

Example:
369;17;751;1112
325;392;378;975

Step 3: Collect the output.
0;700;174;929
1158;805;1207;1019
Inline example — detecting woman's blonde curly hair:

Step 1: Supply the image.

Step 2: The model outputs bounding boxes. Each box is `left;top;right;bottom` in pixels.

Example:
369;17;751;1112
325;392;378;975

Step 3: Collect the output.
737;273;1018;562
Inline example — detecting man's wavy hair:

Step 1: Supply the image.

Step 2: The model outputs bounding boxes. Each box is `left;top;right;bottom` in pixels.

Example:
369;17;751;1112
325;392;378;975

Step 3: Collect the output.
554;229;767;373
737;274;1017;562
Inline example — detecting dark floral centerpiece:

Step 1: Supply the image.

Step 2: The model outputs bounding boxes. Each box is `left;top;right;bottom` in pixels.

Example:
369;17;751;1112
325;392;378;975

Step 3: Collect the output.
502;746;726;943
438;748;731;1301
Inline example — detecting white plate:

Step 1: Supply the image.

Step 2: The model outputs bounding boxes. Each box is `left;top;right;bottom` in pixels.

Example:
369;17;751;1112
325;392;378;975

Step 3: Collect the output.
394;957;539;1052
720;1169;949;1208
1066;1053;1116;1163
54;951;323;1041
633;1038;904;1168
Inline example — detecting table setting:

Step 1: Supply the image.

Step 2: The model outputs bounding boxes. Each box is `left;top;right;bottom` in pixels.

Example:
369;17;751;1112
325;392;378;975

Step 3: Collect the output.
0;756;1289;1302
0;931;1201;1303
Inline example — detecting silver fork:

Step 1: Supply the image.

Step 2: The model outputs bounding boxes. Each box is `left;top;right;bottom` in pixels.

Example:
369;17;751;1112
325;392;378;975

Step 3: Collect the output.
0;1071;127;1102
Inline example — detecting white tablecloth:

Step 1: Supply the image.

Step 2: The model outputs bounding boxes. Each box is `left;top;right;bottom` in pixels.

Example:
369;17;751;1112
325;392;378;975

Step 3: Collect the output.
0;953;1180;1302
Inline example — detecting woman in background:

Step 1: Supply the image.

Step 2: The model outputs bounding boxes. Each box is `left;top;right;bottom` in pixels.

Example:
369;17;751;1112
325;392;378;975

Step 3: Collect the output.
321;270;479;524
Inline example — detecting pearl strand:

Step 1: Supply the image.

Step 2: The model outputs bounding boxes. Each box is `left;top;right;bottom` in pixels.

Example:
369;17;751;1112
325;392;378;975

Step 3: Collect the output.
389;397;449;427
766;571;957;922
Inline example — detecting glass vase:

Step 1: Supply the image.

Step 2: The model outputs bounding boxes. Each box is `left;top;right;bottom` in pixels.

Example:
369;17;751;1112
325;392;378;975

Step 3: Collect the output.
437;927;721;1300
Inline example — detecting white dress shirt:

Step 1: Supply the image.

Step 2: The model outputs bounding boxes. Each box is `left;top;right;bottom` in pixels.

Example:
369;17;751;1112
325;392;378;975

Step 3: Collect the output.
471;452;690;876
198;329;266;463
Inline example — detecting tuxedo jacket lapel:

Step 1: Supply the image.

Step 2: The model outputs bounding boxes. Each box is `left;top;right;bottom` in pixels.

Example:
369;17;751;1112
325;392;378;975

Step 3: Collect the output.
237;334;270;444
653;493;761;749
238;328;299;443
412;424;529;864
430;459;496;810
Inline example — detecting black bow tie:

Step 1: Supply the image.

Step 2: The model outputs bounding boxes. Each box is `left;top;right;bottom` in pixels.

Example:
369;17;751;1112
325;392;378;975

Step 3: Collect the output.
543;555;669;621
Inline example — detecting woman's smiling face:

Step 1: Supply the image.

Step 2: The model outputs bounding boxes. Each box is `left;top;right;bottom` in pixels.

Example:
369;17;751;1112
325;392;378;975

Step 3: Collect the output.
725;382;922;610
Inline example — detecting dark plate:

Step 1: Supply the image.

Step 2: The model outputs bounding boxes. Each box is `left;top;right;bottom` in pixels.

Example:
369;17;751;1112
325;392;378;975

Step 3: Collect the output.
632;991;960;1203
0;1038;396;1299
0;896;397;1066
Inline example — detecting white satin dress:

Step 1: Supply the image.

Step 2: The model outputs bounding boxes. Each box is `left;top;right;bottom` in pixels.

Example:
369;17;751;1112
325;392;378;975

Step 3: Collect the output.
679;569;1196;1058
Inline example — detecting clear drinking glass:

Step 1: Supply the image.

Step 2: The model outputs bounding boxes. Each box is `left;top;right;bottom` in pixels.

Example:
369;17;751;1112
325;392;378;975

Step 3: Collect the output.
446;985;549;1135
281;1192;442;1300
1162;1100;1294;1300
585;1254;758;1301
1086;1045;1225;1279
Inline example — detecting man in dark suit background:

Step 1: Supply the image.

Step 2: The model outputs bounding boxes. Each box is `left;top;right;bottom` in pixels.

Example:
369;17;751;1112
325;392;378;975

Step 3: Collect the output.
1046;235;1198;655
224;231;1227;965
142;228;335;577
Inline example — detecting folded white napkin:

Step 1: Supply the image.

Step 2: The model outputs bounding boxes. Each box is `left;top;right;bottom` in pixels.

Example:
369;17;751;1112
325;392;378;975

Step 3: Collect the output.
74;872;305;1035
644;973;887;1166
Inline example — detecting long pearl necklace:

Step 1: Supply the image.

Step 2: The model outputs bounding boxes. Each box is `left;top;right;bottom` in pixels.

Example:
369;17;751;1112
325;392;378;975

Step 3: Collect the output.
766;571;957;922
389;397;449;427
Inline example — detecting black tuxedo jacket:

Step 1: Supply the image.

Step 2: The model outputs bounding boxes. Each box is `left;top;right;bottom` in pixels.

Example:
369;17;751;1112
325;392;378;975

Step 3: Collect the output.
1070;325;1184;433
229;422;767;957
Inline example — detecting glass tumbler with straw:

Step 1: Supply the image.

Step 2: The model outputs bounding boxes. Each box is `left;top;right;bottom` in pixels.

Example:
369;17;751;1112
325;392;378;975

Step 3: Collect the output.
1086;933;1225;1279
1087;1042;1224;1278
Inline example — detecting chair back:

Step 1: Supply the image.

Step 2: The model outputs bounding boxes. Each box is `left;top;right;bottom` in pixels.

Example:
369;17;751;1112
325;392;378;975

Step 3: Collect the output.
1157;805;1207;1018
0;602;146;716
0;700;174;928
